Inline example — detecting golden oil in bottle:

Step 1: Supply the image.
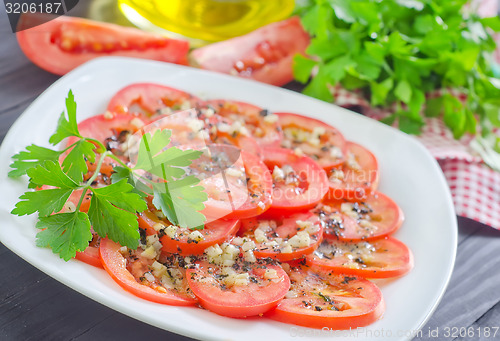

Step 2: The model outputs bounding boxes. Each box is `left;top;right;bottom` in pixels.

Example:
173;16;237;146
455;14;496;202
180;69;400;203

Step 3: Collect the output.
118;0;295;45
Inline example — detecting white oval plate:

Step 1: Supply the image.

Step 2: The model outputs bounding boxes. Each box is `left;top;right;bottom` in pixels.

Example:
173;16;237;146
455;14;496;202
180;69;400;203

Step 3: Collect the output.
0;57;456;341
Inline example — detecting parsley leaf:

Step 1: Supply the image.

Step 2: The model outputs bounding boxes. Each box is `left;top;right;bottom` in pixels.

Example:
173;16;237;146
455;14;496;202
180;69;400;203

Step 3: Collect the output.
36;212;92;261
26;161;79;189
88;179;147;249
9;145;62;177
61;139;96;183
49;90;81;145
296;0;500;170
152;176;207;229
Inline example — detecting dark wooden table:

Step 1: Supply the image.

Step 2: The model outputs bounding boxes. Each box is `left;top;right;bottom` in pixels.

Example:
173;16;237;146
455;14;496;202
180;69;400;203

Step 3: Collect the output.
1;2;500;341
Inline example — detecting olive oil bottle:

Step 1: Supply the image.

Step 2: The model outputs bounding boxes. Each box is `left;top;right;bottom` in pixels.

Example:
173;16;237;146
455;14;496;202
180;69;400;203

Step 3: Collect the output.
118;0;295;46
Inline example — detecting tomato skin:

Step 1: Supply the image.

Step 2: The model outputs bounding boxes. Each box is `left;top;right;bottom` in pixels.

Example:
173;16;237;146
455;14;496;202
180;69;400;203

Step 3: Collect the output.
266;264;385;329
239;212;323;261
306;237;414;278
191;17;310;86
262;147;329;215
107;83;203;118
206;99;283;147
138;211;240;255
74;240;102;268
223;151;272;219
186;261;290;318
17;15;189;75
327;142;379;201
319;192;404;242
99;238;197;306
276;112;347;170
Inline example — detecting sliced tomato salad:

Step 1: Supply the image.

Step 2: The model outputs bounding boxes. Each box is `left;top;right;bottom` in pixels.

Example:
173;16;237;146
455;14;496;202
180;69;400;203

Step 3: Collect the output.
316;192;404;241
327;142;379;201
186;259;290;318
138;210;240;256
276;112;346;170
205;100;283;147
307;237;414;278
107;83;203;119
47;82;413;331
239;212;323;262
263;147;329;215
100;238;196;305
266;263;385;329
17;15;189;75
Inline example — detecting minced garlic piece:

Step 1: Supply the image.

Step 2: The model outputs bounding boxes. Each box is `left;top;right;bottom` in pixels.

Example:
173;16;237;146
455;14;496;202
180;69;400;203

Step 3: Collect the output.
141;245;157;259
264;269;279;280
188;230;204;242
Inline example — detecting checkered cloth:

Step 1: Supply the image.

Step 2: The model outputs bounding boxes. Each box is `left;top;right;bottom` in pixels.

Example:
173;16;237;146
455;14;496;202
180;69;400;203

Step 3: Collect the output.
331;84;500;230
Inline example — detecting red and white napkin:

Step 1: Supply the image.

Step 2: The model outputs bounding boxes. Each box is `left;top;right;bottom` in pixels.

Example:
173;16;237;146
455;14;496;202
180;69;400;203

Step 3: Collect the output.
331;85;500;230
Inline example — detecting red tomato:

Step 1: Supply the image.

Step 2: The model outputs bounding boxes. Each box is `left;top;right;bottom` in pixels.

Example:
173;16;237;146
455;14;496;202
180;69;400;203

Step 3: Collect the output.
16;15;189;75
262;147;329;215
239;212;323;262
186;260;290;318
191;17;310;86
317;192;404;241
206;100;283;147
266;263;385;329
107;83;203;118
276;112;347;170
99;238;196;305
74;233;102;268
306;237;414;278
138;211;240;255
223;151;272;219
327;142;379;201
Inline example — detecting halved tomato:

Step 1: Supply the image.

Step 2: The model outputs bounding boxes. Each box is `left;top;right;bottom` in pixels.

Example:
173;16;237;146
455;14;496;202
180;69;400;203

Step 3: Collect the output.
327;142;379;201
186;259;290;318
276;112;346;170
107;83;203;119
191;16;310;86
16;15;189;75
223;151;272;219
239;212;322;262
99;238;196;305
262;147;329;215
317;192;404;241
266;263;385;329
306;237;413;278
205;100;282;147
138;210;240;255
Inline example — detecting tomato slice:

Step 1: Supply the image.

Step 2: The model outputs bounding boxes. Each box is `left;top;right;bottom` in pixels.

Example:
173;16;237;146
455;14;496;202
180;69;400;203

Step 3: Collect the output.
138;211;240;255
16;15;189;75
74;233;102;268
107;83;203;119
266;263;385;329
206;100;283;147
191;17;310;86
239;212;323;261
262;147;329;215
223;151;272;219
306;237;413;278
327;142;379;201
276;112;347;170
99;238;196;305
186;259;290;318
317;192;404;241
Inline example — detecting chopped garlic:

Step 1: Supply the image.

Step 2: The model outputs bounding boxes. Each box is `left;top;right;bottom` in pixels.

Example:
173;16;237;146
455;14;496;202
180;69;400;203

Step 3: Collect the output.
165;225;178;239
152;222;166;231
272;166;285;181
130;117;145;129
188;230;204;242
263;114;279;124
264;269;279;280
141;246;157;259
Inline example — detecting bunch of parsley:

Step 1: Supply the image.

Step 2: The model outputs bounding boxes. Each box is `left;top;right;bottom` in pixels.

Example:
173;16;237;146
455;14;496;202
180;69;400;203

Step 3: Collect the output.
294;0;500;171
9;91;207;260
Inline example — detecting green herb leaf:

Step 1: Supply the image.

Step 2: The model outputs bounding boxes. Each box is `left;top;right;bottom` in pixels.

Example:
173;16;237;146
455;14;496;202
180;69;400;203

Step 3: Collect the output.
394;80;412;104
293;55;317;84
61;140;96;182
12;188;73;217
111;166;150;197
88;179;146;249
49;90;81;145
36;212;92;261
152;176;207;229
9;145;61;178
26;161;79;189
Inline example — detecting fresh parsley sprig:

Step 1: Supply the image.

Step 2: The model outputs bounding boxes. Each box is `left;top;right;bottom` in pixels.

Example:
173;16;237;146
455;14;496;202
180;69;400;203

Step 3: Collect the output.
9;90;207;260
294;0;500;171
